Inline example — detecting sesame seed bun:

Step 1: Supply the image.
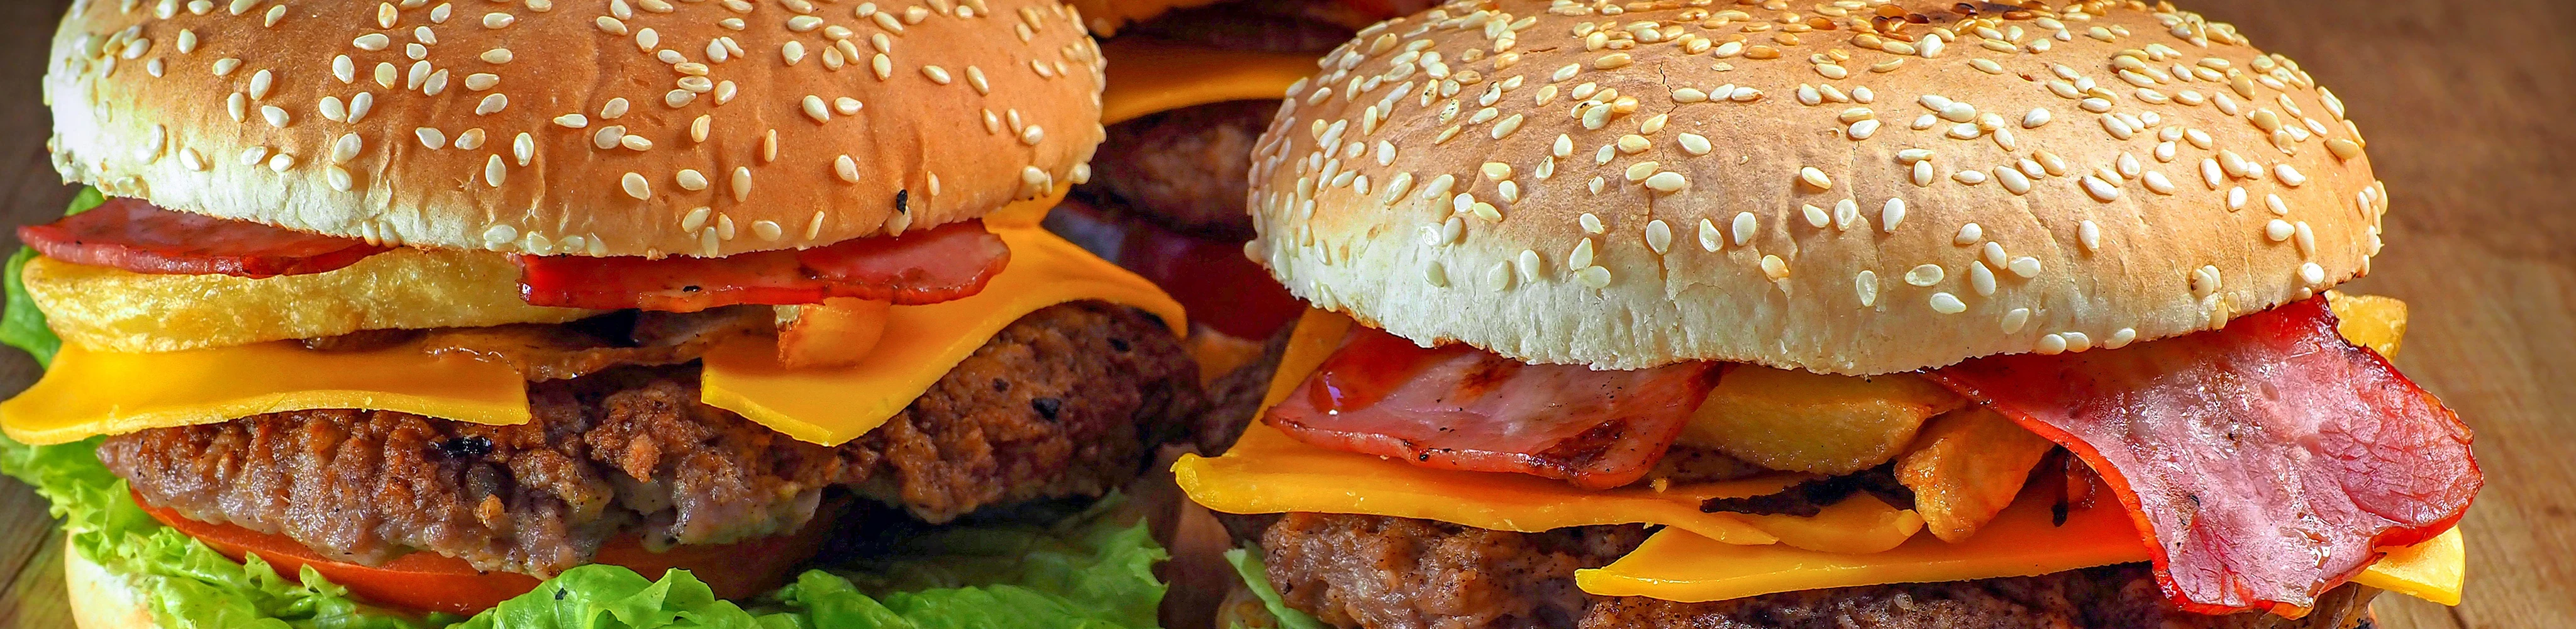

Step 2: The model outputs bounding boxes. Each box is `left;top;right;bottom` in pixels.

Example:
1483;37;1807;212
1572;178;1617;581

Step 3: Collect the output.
45;0;1106;258
1246;0;2387;374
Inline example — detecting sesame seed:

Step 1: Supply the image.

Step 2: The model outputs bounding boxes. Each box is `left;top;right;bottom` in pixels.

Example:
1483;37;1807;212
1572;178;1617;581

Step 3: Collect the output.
353;33;391;51
825;155;862;184
1880;198;1906;232
1729;212;1757;246
2190;265;2223;298
2007;257;2041;278
1797;167;1831;190
2002;308;2031;334
1905;264;1945;286
2081;176;2121;201
1929;292;1967;314
330;133;362;164
613;172;650;200
2275;164;2308;187
480;48;514;64
2299;262;2326;284
801;95;830;123
2143;171;2177;195
1645;171;1687;192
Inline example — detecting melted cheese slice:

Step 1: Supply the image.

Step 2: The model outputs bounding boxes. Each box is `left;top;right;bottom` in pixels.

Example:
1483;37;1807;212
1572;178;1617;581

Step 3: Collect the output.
4;197;1184;450
1580;494;2467;606
701;225;1187;446
1182;308;2467;606
1174;309;1925;554
1100;38;1319;125
1;341;528;445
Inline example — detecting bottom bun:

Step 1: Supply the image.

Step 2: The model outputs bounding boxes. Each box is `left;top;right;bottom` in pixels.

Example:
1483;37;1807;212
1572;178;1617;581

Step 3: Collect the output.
65;541;159;629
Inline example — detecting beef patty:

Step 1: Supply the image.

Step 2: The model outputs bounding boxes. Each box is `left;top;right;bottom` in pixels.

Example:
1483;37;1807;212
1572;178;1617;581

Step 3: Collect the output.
99;302;1200;576
1079;99;1280;240
1231;513;2378;629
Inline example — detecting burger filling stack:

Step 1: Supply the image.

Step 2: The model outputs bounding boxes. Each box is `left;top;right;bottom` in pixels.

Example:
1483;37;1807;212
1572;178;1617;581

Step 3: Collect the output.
1178;1;2480;627
3;0;1202;626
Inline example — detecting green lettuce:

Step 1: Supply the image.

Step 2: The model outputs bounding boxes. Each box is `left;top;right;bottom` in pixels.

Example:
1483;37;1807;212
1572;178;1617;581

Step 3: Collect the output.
0;189;1169;629
2;186;99;365
1221;548;1321;629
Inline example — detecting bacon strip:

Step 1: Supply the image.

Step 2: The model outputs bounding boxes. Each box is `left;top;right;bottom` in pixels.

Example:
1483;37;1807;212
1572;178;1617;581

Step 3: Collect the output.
1924;297;2479;614
16;198;389;278
516;220;1009;312
1263;325;1719;489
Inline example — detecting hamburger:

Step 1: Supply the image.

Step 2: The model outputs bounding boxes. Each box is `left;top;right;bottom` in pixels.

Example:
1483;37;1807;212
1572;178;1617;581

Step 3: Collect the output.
3;1;1203;626
1048;0;1438;390
1176;1;2482;628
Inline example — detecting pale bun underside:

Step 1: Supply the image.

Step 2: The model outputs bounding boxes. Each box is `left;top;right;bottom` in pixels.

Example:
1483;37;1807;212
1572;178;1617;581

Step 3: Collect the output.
48;0;1106;257
65;542;159;629
1248;0;2387;374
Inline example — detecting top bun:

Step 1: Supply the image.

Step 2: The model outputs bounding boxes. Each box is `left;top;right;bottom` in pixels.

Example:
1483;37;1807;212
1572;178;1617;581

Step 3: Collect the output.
47;0;1106;258
1246;0;2387;374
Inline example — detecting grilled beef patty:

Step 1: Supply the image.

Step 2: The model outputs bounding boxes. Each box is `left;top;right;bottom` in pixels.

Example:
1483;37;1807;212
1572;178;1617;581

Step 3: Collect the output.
1228;512;2378;629
100;302;1200;576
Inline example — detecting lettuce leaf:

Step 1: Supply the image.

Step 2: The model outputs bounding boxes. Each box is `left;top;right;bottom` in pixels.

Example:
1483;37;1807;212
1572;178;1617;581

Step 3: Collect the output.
0;188;1169;629
2;186;97;365
1221;548;1322;629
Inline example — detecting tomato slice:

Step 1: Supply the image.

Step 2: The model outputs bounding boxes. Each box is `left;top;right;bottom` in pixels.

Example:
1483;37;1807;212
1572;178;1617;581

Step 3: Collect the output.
137;493;838;616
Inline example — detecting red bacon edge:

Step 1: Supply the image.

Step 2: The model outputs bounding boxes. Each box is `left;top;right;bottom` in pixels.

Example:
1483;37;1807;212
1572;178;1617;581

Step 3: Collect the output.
1924;296;2479;614
1262;324;1720;489
515;220;1010;312
16;198;389;278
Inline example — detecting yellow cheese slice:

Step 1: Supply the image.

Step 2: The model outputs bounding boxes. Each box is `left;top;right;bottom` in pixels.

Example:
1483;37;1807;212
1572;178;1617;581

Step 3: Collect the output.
1101;38;1319;125
2352;526;2466;606
1173;309;1926;553
1580;494;2467;606
1184;304;2463;606
0;341;528;445
701;226;1188;446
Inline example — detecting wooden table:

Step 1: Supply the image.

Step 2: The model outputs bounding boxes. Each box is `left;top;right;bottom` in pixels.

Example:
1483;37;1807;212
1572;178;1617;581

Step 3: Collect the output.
0;1;2567;627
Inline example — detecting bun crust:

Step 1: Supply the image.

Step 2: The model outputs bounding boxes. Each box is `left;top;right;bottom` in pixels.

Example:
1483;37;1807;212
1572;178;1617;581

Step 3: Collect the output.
48;0;1106;257
1246;0;2387;374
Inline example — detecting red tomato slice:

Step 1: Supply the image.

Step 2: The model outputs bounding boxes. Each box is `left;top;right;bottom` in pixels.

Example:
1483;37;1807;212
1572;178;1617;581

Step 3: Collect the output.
137;494;837;616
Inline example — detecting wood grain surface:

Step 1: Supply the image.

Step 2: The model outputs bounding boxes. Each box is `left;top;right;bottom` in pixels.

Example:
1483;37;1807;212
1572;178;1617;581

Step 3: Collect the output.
0;1;2567;628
